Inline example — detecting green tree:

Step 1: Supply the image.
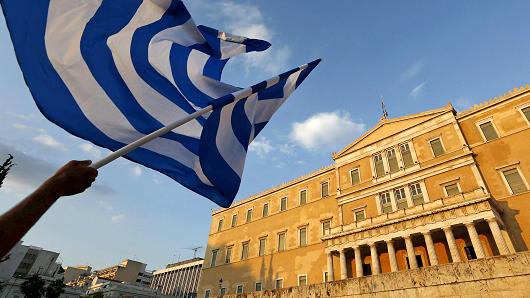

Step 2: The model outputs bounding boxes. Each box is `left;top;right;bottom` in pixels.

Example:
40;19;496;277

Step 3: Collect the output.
20;274;45;298
0;154;14;189
45;279;65;298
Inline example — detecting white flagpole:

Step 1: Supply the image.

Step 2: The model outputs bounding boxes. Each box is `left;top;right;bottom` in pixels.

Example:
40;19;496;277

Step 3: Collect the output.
90;105;213;169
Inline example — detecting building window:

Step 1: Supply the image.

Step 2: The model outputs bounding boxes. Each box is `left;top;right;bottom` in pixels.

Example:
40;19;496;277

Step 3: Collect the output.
502;168;528;194
236;285;243;295
211;249;218;267
241;241;249;260
386;148;399;173
321;181;329;197
444;182;460;197
394;187;408;209
259;237;266;256
399;143;414;168
280;197;287;211
298;275;307;286
231;214;237;228
262;203;269;217
246;209;253;223
354;209;366;222
217;219;223;232
322;219;331;236
205;289;211;298
323;271;329;283
278;232;286;252
255;282;262;291
409;182;424;205
464;245;477;260
275;279;283;289
478;121;499;141
219;288;226;296
429;138;445;157
379;191;392;213
300;189;307;205
299;227;308;247
521;106;530;123
225;246;233;264
350;168;360;185
373;153;385;177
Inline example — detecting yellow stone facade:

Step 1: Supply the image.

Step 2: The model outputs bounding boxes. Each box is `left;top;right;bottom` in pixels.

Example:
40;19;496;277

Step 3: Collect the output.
198;86;530;297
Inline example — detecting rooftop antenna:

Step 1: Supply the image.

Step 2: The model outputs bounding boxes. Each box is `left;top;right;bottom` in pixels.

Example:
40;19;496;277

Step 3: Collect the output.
185;246;203;259
381;95;388;119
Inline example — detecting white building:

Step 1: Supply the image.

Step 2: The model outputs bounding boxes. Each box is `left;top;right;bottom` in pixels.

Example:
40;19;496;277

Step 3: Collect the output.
0;242;61;281
150;258;203;298
86;276;172;298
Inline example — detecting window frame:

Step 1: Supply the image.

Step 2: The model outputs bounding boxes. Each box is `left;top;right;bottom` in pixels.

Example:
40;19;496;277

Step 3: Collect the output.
298;226;308;247
245;208;253;223
297;274;308;286
211;249;218;267
476;117;499;142
379;191;392;213
241;241;250;260
236;284;244;295
399;142;415;168
277;231;286;252
299;189;308;205
386;147;399;173
323;271;329;283
353;208;366;222
255;282;263;292
320;181;330;197
518;103;530;126
262;202;269;218
231;214;238;228
217;218;224;232
442;180;461;197
350;167;361;186
204;289;211;298
499;165;529;195
373;152;385;177
275;278;284;289
258;237;267;256
321;219;332;236
428;136;446;157
280;196;288;212
225;246;233;264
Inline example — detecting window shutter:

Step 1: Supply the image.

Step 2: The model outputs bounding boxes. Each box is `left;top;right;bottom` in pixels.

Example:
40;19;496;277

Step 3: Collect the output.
444;183;460;196
400;144;414;168
479;121;498;141
430;138;445;157
503;168;527;194
387;149;399;172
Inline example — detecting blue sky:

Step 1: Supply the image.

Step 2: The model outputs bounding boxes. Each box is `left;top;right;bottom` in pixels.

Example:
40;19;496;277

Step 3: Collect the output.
1;0;529;270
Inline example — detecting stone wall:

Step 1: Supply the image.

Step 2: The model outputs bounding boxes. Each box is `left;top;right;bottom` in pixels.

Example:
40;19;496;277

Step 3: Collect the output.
220;252;530;297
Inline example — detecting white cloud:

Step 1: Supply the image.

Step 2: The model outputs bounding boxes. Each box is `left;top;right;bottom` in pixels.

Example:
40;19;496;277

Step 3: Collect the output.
130;166;143;177
111;214;125;223
401;61;423;80
409;82;427;99
33;134;67;151
79;143;102;159
98;200;113;211
290;111;366;150
12;123;46;133
248;136;273;157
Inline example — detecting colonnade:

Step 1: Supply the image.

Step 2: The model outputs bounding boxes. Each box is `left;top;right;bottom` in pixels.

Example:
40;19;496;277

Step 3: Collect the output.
326;218;510;281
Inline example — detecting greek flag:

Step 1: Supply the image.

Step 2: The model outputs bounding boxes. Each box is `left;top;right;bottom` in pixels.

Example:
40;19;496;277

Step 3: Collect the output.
1;0;320;207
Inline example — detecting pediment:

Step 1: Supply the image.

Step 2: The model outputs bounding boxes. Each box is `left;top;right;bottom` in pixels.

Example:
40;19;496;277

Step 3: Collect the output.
334;106;452;159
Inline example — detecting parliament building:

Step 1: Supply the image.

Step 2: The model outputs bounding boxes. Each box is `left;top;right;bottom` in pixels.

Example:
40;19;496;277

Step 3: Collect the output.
198;86;530;297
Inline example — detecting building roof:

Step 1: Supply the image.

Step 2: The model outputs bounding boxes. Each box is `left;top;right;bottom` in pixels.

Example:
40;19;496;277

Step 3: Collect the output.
165;257;203;269
457;85;530;119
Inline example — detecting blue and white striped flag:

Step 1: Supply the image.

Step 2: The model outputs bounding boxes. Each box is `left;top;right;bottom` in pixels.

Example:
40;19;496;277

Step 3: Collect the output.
1;0;320;207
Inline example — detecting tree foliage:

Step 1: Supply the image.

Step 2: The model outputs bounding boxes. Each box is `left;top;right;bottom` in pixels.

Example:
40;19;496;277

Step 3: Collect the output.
45;278;65;298
0;154;14;189
20;274;45;298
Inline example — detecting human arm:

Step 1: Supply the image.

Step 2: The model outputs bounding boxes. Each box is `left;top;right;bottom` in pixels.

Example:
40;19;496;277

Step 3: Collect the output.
0;160;98;258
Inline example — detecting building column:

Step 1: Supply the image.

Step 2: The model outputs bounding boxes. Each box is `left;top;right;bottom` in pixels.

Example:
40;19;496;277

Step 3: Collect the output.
339;248;348;280
403;185;414;208
423;231;438;266
386;239;398;272
354;246;363;277
487;218;510;255
465;222;486;259
404;235;418;269
369;243;381;275
443;226;462;262
389;190;398;211
327;251;334;282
